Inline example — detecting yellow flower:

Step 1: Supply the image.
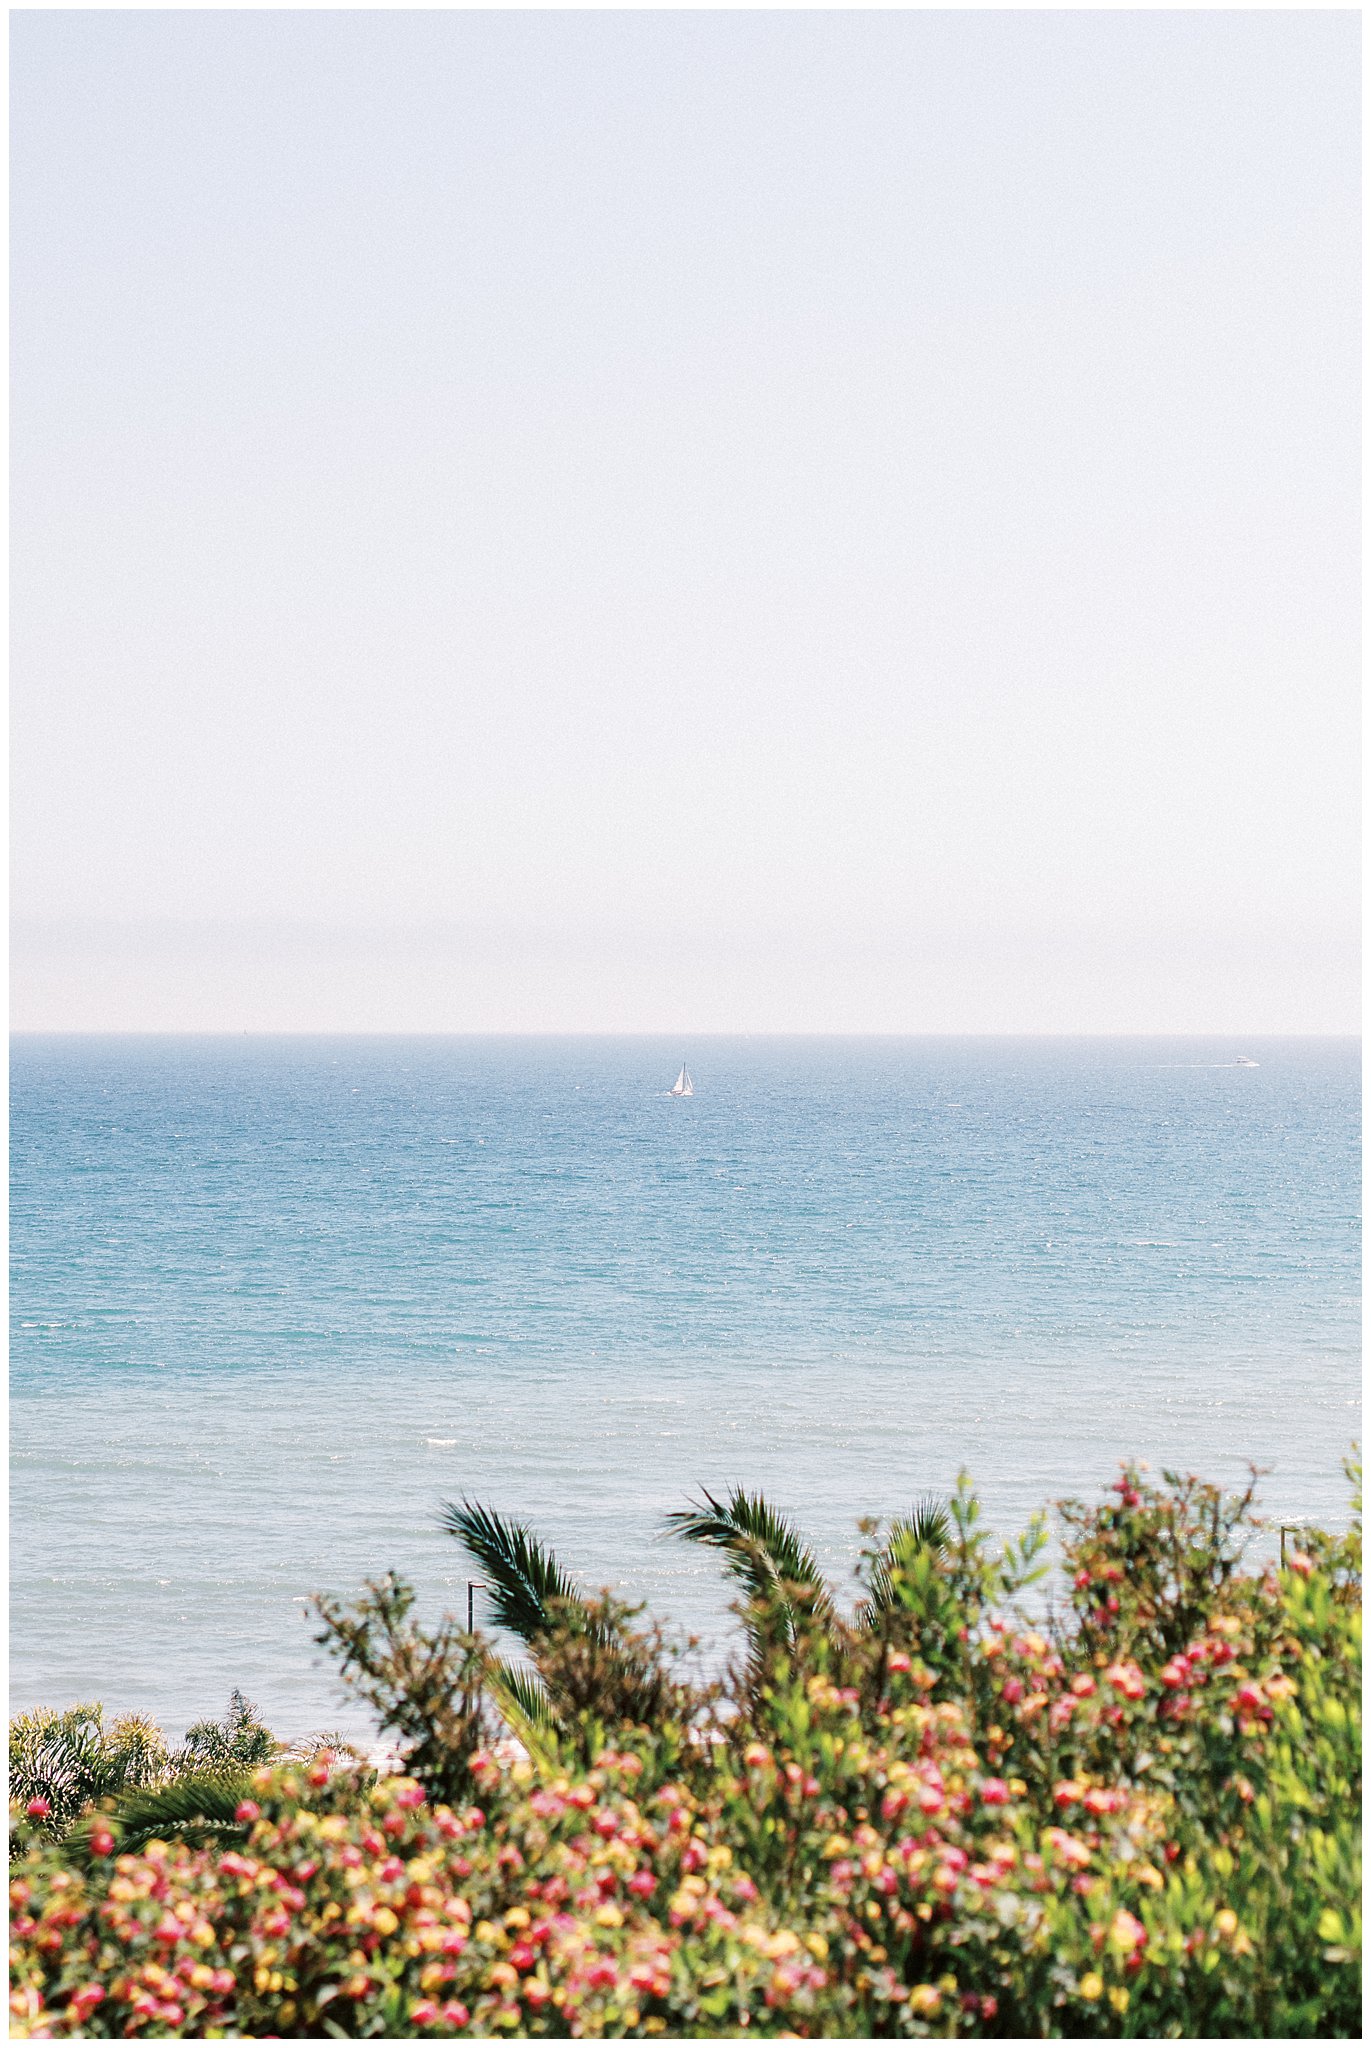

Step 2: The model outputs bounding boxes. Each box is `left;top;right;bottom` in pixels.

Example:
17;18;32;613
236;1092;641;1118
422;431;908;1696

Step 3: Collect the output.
1079;1974;1104;2001
372;1906;399;1936
1216;1909;1238;1937
804;1933;829;1962
909;1986;941;2016
503;1907;531;1929
595;1903;624;1928
1108;1987;1130;2014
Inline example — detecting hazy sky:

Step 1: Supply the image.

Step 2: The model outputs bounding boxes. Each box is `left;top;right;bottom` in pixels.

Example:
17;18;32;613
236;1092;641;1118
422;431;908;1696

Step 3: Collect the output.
12;9;1359;1033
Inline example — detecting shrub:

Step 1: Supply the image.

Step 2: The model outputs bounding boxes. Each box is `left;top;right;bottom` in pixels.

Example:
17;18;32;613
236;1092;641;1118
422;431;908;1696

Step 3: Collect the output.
9;1462;1361;2038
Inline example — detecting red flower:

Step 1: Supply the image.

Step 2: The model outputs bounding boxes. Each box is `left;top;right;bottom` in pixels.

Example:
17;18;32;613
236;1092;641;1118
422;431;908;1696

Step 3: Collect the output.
24;1799;51;1820
1104;1661;1146;1701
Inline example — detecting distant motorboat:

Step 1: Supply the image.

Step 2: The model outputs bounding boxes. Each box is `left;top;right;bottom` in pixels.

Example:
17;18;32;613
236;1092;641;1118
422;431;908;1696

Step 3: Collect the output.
1234;1056;1260;1068
670;1064;694;1097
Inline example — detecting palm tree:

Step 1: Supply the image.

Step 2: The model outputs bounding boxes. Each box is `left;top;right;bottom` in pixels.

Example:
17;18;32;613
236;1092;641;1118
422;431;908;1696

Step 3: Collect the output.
440;1502;687;1754
663;1487;834;1665
439;1500;594;1647
666;1486;952;1656
859;1495;952;1625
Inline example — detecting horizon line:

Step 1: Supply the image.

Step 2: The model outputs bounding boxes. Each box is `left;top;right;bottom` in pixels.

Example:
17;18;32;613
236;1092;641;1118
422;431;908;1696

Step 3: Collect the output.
9;1028;1360;1042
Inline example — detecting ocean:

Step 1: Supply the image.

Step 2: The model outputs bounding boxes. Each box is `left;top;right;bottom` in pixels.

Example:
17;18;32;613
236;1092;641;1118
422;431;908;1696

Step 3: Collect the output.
10;1034;1360;1742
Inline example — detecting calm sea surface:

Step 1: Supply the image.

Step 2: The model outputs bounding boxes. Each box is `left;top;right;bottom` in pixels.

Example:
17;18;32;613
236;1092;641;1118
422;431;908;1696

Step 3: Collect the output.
11;1035;1360;1740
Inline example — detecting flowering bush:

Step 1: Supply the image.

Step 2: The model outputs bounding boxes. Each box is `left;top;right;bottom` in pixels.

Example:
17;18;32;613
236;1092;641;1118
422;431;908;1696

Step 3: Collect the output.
10;1463;1360;2037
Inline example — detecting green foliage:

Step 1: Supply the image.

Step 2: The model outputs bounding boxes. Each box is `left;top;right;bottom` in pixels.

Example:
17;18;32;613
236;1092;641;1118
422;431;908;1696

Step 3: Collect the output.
8;1694;277;1847
859;1496;952;1626
65;1774;253;1865
9;1705;168;1838
11;1460;1361;2039
312;1573;493;1808
666;1488;829;1620
178;1689;276;1772
440;1499;592;1646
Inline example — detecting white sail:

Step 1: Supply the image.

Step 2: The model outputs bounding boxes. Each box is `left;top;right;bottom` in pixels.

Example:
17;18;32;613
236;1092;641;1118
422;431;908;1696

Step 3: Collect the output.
671;1064;693;1096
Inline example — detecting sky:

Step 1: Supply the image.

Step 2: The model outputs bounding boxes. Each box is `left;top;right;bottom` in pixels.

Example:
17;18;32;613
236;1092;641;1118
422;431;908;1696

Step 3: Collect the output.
11;9;1360;1034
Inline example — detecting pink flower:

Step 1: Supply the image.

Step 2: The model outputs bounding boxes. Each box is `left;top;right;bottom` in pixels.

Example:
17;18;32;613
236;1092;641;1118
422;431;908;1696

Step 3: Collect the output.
24;1798;51;1820
1104;1661;1146;1700
1109;1909;1147;1952
979;1778;1010;1806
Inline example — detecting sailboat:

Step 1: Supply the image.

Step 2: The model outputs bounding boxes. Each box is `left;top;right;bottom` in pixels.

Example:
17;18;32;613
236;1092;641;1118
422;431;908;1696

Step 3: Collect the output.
670;1063;694;1097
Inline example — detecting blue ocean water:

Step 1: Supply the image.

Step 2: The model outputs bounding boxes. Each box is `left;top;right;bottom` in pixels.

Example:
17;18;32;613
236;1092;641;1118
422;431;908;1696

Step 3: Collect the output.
10;1035;1360;1741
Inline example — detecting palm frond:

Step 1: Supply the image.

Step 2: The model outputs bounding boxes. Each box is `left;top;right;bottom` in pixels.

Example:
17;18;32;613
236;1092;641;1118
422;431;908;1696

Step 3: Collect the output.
488;1661;562;1767
492;1660;552;1727
664;1487;828;1606
861;1494;952;1623
66;1773;251;1862
899;1495;952;1552
440;1500;586;1647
